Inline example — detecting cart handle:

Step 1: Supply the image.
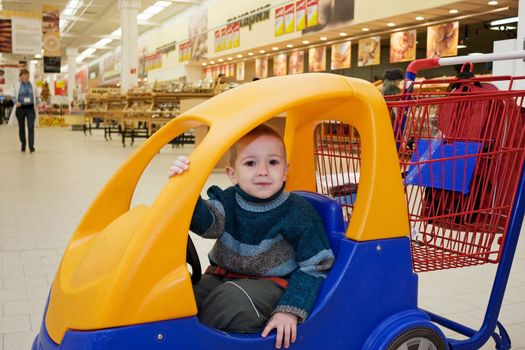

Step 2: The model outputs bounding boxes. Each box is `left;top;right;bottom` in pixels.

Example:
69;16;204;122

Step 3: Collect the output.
405;50;525;79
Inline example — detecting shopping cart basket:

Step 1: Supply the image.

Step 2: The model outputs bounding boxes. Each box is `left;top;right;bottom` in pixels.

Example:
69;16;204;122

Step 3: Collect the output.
315;51;525;349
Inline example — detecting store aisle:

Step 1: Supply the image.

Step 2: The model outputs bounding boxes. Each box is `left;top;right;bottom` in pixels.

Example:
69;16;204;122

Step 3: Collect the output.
0;125;524;349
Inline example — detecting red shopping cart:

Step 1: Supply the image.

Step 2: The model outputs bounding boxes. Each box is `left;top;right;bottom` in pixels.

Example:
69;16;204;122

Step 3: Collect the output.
314;52;525;349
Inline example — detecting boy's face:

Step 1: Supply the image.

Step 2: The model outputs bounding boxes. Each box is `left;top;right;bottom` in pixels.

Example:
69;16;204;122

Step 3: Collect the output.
226;134;288;199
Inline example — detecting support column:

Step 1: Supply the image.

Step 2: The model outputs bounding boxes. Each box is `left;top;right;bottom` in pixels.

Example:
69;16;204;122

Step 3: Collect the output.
119;0;140;93
67;47;78;111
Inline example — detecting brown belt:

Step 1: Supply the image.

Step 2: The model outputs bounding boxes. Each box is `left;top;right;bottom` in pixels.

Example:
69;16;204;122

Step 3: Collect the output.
205;265;288;289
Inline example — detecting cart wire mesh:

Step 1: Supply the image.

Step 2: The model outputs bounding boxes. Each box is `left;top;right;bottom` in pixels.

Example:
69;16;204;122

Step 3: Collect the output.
314;76;525;272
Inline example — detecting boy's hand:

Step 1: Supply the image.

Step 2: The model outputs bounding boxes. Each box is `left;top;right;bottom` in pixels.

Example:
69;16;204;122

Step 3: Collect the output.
261;312;298;349
169;156;190;177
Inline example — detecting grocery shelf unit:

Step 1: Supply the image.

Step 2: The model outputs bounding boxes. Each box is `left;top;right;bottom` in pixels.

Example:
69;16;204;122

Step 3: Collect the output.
120;92;213;147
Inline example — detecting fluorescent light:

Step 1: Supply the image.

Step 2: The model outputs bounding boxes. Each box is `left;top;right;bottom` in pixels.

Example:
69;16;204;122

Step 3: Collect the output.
202;63;207;66
210;60;215;64
137;12;154;21
286;44;294;48
490;17;518;26
227;57;233;60
34;54;42;59
339;32;347;36
488;0;498;5
81;48;96;56
76;56;86;63
449;9;459;14
302;40;310;44
457;44;467;49
144;5;164;15
387;22;396;27
361;28;369;32
415;16;424;21
94;38;112;47
111;28;122;36
218;58;223;62
154;0;172;7
320;36;327;41
490;26;516;30
272;47;279;51
248;52;254;56
236;54;243;58
259;49;265;53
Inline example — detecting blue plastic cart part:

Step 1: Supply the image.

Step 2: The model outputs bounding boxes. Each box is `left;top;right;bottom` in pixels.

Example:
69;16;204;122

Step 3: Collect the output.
33;235;432;350
405;139;482;194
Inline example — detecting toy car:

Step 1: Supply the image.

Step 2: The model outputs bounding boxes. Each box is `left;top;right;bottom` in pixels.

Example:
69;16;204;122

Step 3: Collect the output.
33;73;466;349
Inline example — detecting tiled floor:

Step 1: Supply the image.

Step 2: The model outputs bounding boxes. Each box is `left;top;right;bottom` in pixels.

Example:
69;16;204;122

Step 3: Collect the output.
0;125;524;350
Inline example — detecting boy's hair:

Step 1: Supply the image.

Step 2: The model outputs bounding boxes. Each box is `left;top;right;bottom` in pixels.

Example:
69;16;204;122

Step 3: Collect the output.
228;124;285;166
19;68;29;76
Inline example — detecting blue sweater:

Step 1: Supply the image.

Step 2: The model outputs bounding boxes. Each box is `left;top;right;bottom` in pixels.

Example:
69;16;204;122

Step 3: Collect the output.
190;184;335;321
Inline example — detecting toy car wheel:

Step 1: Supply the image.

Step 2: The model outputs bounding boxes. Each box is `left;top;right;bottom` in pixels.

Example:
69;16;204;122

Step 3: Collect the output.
387;328;447;350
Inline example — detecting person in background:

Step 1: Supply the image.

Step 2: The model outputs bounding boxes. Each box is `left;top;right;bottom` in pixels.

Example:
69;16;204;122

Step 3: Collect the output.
8;68;40;153
381;68;404;96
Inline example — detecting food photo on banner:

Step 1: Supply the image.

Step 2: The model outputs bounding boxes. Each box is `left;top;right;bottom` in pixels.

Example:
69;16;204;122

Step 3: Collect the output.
0;19;12;53
255;56;268;78
331;41;351;70
308;46;326;72
273;53;287;76
189;8;208;61
427;21;458;58
289;50;304;74
357;36;380;67
236;61;245;81
390;30;416;63
303;0;355;33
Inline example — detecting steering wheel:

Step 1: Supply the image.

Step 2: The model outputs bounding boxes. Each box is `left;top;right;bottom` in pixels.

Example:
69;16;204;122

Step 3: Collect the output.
186;235;202;285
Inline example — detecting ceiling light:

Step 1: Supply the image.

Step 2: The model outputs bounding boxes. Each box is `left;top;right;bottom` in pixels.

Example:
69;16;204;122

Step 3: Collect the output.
81;48;96;56
415;16;424;21
144;6;164;15
227;57;233;60
286;44;294;48
449;9;459;14
76;56;86;63
490;26;516;31
259;49;266;53
248;52;254;56
272;47;279;51
236;54;243;58
202;63;207;66
111;28;122;37
154;0;172;7
137;12;154;21
362;28;370;32
490;17;518;26
457;44;467;49
387;22;395;27
210;60;215;64
339;32;347;36
94;38;112;47
34;54;42;59
488;0;498;4
320;36;327;41
302;40;310;44
218;58;224;62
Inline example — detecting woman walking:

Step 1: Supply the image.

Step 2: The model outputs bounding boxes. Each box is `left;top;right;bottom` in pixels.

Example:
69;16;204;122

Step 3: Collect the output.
8;68;39;153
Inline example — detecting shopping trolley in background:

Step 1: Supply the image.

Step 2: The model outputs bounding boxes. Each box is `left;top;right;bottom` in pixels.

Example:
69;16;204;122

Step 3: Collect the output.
315;51;525;349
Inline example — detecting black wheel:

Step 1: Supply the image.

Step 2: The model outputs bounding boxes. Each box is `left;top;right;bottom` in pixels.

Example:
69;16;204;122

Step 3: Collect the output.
186;235;202;285
387;328;447;350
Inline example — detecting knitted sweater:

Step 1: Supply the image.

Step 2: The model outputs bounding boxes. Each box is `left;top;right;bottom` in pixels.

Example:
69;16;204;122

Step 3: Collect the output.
190;184;335;321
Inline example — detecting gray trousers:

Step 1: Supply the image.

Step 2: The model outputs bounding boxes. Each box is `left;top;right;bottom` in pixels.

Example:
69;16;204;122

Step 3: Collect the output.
194;274;284;332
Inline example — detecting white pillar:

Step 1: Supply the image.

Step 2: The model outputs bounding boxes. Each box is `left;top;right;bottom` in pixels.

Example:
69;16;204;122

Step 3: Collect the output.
67;47;78;111
119;0;140;93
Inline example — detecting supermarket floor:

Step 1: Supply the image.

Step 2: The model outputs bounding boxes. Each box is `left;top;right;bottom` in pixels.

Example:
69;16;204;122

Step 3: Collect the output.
1;125;524;350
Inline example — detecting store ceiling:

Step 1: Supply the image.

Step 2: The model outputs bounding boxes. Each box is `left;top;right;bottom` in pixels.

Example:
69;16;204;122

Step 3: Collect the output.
0;0;519;66
0;0;202;64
